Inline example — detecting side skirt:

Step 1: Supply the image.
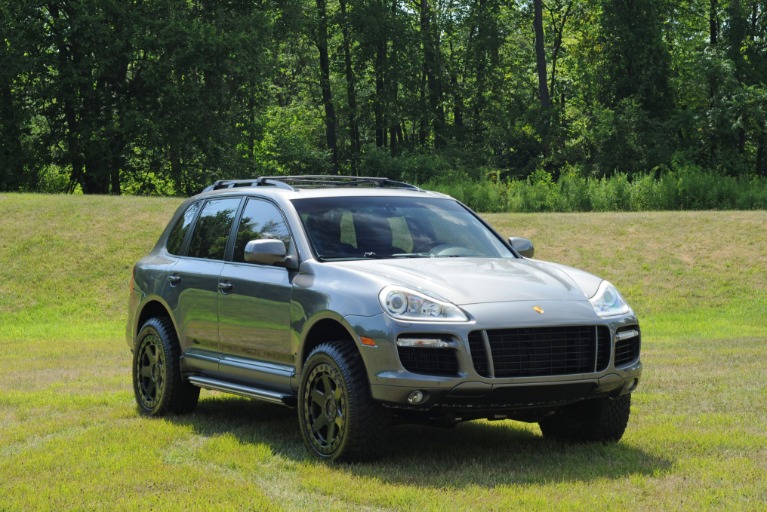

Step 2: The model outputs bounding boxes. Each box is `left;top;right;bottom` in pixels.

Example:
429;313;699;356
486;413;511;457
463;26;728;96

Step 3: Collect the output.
187;375;297;407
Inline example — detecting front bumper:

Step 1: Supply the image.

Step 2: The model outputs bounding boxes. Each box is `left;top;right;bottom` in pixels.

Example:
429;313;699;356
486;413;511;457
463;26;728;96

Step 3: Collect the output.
370;361;641;416
346;300;642;418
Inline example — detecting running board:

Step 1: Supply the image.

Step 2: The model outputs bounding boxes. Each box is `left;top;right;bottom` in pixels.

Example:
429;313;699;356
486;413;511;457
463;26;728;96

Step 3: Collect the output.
187;376;296;407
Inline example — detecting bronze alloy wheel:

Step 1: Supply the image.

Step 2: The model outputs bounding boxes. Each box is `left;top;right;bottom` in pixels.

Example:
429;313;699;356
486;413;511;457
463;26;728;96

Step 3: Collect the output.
132;317;199;416
134;331;167;412
303;362;348;456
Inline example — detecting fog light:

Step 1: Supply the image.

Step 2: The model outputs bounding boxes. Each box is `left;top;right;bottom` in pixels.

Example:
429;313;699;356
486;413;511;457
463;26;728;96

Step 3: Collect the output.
627;379;639;392
407;390;425;404
616;329;640;341
397;337;450;348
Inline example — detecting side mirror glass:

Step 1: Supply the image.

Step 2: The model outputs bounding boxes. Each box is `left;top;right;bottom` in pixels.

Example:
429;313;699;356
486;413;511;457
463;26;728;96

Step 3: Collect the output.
244;239;288;265
508;237;535;258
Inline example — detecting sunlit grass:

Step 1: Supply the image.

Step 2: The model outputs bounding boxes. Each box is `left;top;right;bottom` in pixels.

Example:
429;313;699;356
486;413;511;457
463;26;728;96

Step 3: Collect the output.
1;194;765;510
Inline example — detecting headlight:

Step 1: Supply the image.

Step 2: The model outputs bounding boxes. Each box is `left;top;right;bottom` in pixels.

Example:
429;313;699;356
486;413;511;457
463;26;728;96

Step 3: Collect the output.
378;286;468;322
589;281;632;317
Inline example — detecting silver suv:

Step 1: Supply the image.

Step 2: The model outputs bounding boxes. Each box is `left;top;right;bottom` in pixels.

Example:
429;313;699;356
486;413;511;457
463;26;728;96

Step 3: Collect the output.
127;176;642;461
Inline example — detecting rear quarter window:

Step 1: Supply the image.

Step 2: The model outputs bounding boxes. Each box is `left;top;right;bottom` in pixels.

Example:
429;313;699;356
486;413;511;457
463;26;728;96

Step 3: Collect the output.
166;201;200;255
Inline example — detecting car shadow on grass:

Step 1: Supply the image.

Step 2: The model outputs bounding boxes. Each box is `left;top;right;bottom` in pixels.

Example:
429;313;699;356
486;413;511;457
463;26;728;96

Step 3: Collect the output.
171;393;671;488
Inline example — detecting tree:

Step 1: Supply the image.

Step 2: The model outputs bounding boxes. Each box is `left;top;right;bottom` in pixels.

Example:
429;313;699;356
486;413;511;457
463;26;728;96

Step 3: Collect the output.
314;0;339;174
534;0;551;108
339;0;361;173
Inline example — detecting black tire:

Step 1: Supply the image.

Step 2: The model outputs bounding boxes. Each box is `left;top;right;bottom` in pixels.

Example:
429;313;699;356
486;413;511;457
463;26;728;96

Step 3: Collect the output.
132;317;200;416
298;341;389;462
539;394;631;443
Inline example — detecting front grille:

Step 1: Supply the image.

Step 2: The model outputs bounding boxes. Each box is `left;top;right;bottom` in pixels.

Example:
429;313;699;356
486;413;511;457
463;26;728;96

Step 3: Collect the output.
469;336;489;377
615;327;641;367
469;326;611;378
397;347;459;376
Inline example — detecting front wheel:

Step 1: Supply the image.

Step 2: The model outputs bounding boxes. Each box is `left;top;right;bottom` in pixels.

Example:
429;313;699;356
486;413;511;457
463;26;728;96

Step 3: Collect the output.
132;317;200;416
298;341;388;462
539;394;631;443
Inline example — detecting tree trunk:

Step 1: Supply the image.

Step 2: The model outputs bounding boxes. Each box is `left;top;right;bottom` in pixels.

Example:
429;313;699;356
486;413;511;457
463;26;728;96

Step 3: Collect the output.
533;0;551;109
375;40;386;148
339;0;360;174
0;77;24;191
473;0;487;136
709;0;719;45
315;0;339;174
757;134;767;176
419;0;444;146
549;1;573;104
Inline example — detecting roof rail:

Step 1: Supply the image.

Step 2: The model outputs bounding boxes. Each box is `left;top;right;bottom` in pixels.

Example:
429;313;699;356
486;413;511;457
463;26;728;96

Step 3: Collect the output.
202;175;422;193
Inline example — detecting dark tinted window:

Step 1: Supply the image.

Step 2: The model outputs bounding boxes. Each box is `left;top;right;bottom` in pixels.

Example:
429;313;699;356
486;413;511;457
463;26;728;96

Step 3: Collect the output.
293;196;513;260
233;199;292;263
187;198;241;260
166;201;200;255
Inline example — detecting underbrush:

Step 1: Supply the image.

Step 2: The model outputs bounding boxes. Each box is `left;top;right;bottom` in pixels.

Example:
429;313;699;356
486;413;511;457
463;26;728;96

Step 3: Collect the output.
425;166;767;212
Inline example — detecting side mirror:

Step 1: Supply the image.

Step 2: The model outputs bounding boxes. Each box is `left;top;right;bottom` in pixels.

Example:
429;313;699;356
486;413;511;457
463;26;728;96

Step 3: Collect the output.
244;239;288;266
508;237;535;258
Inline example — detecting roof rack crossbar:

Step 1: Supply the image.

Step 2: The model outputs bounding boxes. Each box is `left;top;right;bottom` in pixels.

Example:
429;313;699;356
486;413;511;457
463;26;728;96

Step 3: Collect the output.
203;175;421;192
203;178;295;192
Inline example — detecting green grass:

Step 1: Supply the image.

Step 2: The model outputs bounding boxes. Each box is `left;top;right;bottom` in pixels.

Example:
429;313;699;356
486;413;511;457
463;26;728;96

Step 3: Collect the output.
1;194;765;510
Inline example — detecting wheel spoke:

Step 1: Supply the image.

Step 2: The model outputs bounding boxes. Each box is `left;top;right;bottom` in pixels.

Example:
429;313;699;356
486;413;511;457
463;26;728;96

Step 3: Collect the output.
313;411;328;433
321;374;334;395
146;343;158;365
326;418;337;442
334;415;344;436
311;388;325;407
144;381;156;400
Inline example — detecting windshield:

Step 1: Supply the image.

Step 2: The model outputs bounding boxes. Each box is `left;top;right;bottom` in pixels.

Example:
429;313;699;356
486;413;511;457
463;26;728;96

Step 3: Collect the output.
292;196;514;260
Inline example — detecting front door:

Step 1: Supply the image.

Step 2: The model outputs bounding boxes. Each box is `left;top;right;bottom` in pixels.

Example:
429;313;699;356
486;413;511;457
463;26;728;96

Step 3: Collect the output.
218;198;294;389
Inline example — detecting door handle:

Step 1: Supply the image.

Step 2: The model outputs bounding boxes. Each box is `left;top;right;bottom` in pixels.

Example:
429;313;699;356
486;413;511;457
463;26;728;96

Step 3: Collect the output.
218;281;233;293
168;274;181;285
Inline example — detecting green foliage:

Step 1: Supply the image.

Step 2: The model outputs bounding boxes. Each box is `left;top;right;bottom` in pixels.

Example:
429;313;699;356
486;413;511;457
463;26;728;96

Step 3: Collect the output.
252;106;332;175
3;0;767;193
426;166;767;212
598;0;673;116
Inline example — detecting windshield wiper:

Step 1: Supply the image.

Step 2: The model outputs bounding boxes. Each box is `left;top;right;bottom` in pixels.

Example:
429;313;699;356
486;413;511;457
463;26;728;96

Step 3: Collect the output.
391;252;433;258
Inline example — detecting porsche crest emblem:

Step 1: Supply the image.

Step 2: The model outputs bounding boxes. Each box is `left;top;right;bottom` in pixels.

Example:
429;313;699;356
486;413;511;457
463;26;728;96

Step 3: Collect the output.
533;306;544;315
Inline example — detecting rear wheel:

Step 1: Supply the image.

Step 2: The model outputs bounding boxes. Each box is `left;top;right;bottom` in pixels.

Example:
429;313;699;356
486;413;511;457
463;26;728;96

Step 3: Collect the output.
298;341;388;461
539;394;631;443
133;317;199;416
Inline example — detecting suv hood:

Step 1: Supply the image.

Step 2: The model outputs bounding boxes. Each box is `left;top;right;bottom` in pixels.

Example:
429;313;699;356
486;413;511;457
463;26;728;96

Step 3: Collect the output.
332;258;600;306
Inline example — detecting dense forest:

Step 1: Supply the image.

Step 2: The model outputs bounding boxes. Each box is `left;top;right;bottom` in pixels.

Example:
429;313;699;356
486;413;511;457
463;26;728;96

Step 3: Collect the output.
1;0;767;198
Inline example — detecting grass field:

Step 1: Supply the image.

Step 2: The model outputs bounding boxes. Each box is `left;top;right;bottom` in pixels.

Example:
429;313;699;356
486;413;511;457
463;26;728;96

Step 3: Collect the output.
1;193;765;511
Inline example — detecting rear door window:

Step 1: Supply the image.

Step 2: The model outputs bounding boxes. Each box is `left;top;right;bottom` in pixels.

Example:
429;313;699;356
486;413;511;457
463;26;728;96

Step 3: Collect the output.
187;198;241;260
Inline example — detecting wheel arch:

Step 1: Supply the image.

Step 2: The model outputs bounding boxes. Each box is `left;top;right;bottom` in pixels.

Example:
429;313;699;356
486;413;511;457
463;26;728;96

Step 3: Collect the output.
132;299;175;349
297;317;359;375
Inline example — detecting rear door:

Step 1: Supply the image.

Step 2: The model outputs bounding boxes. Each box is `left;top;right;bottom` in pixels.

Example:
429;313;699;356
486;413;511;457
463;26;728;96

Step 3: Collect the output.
171;197;242;373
